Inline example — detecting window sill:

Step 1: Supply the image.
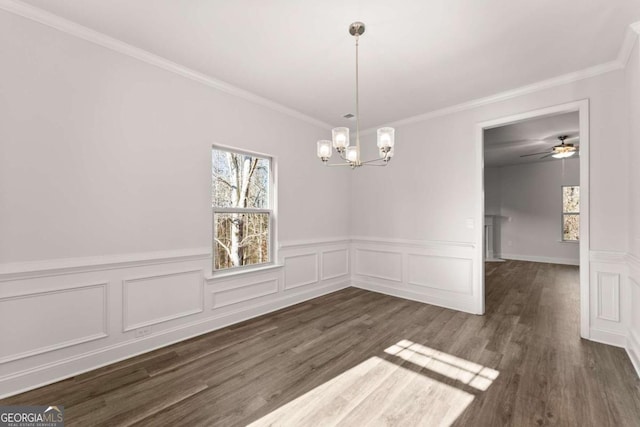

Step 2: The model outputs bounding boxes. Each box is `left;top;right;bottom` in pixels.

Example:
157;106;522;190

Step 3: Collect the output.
206;263;283;281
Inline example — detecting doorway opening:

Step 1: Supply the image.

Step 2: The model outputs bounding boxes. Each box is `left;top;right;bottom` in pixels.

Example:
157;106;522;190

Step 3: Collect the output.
475;100;590;338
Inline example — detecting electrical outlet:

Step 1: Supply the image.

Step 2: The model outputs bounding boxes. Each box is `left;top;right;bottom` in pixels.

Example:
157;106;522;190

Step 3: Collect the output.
134;326;152;338
465;218;474;229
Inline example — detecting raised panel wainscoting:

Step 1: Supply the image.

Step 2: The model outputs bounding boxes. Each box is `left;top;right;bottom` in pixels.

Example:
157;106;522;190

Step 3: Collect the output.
589;251;629;347
627;254;640;375
351;237;479;314
2;240;639;398
0;238;350;399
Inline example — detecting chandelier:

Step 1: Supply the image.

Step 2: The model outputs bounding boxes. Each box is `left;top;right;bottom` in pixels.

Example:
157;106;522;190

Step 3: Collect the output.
316;22;395;168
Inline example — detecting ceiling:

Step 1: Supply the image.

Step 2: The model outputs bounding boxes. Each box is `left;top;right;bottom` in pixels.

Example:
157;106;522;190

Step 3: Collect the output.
484;112;579;168
16;0;640;129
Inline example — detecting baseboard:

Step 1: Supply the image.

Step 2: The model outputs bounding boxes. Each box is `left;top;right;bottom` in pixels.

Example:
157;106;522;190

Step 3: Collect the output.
501;253;579;266
0;281;349;399
351;280;478;315
589;327;627;348
627;329;640;378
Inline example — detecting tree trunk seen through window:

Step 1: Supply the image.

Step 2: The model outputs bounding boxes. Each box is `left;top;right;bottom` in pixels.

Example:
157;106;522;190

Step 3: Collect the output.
212;149;270;270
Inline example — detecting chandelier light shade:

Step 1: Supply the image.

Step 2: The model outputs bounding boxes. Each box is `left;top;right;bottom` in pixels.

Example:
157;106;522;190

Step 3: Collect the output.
332;127;350;151
317;140;332;161
316;22;396;168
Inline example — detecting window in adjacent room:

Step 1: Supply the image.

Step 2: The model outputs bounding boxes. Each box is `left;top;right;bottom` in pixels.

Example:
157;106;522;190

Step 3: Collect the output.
212;147;273;272
562;185;579;241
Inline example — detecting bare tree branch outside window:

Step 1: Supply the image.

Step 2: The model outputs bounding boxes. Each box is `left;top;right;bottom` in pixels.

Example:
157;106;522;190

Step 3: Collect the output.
562;185;579;241
212;148;271;270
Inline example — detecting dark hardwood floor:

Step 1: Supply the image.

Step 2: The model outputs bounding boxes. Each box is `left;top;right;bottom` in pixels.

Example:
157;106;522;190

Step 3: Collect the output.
2;260;640;426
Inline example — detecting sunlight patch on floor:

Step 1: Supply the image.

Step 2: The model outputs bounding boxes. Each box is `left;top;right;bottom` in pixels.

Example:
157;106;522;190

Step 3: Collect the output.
248;343;494;427
384;339;499;391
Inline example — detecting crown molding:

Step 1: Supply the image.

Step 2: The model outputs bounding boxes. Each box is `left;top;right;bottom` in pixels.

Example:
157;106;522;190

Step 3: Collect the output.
362;21;640;133
362;59;622;133
0;0;334;130
2;1;637;134
617;22;640;68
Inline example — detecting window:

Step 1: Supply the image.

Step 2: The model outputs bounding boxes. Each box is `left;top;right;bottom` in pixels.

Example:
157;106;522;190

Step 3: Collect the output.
562;185;579;241
212;147;273;271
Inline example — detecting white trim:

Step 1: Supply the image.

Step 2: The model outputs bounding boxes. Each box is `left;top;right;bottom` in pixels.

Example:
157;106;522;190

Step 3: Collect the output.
282;252;319;290
0;280;349;400
596;272;621;322
589;327;627;348
628;253;640;275
280;237;351;250
363;62;619;133
320;249;350;281
627;329;640;378
1;1;638;135
590;250;628;264
121;269;205;332
211;144;276;275
476;100;590;338
351;280;477;314
207;263;283;281
0;0;333;130
0;248;210;282
350;236;475;249
0;283;109;364
211;278;279;309
353;248;403;283
500;254;579;266
618;22;640;67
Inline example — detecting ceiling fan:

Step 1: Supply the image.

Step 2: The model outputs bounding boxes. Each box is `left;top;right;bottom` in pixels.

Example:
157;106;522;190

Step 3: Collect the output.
519;135;579;159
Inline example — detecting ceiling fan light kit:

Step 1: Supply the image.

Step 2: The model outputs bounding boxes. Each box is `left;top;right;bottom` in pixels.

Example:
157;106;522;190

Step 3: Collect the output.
551;136;577;158
316;22;395;168
520;135;578;160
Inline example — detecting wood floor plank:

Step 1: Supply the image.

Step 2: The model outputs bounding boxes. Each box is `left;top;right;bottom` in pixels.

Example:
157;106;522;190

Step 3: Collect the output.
2;260;639;426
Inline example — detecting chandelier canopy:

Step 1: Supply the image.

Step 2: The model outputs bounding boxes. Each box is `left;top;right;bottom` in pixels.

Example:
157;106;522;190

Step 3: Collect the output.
317;22;395;168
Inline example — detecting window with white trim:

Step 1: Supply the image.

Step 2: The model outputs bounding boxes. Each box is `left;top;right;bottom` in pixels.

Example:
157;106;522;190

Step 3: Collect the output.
562;185;579;241
212;147;273;271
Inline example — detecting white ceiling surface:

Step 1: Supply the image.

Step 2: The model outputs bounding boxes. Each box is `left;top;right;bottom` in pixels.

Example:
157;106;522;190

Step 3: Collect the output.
17;0;640;129
484;112;579;168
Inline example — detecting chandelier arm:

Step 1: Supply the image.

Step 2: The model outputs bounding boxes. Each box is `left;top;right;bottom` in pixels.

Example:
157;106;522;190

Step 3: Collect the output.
316;22;395;169
360;157;391;165
324;162;355;167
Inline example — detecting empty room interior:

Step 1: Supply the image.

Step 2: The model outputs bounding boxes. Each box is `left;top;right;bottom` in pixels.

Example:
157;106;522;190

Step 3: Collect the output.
1;1;640;425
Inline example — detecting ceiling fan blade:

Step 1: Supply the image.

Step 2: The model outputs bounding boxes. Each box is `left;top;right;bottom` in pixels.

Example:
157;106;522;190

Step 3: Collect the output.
540;153;555;159
520;151;550;157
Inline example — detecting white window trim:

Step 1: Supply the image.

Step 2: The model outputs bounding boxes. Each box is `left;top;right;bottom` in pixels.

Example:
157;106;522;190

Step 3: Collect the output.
212;145;277;275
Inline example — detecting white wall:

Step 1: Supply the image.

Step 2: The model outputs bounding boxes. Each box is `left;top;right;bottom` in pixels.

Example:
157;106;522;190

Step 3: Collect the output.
350;63;629;334
484;159;580;265
0;11;351;263
625;29;640;375
0;10;352;397
484;168;501;216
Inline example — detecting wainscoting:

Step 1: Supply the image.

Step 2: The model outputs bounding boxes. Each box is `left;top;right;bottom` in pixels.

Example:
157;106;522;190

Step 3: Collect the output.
627;253;640;375
2;239;638;398
350;237;478;314
589;251;629;347
0;238;350;399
